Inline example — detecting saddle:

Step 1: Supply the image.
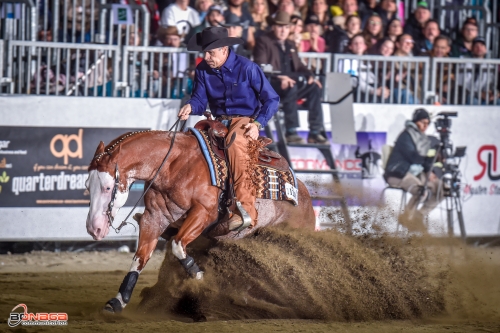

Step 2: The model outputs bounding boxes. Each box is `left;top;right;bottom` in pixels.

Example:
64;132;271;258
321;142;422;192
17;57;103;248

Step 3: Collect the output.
193;112;290;172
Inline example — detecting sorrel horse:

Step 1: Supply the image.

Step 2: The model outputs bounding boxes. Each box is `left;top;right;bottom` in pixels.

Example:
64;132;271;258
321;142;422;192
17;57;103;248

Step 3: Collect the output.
86;129;315;313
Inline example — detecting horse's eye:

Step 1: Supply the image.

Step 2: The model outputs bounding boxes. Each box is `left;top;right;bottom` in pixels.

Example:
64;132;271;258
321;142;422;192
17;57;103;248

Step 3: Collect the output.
107;187;111;190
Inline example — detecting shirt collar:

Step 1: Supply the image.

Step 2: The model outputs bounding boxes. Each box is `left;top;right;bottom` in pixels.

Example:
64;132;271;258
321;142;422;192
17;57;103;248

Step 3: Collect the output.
221;48;236;72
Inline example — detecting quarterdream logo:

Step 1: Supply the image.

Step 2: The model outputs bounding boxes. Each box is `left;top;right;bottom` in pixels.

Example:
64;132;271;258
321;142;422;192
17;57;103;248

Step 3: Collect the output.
8;304;68;327
473;145;500;181
50;129;83;165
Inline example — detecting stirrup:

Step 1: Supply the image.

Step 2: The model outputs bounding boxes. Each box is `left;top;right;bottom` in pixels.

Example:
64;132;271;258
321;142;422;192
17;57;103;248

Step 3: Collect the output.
234;201;252;232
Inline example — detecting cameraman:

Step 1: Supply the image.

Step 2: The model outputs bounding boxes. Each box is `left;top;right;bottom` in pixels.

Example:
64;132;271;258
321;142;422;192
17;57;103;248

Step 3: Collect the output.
384;108;442;231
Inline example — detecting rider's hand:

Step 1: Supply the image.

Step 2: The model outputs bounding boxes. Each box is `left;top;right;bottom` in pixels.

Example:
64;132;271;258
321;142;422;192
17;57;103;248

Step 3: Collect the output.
278;75;295;90
178;104;192;120
244;123;259;140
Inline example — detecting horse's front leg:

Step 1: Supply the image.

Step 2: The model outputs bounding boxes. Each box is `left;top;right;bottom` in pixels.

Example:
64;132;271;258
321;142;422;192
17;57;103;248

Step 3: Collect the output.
104;211;165;313
172;202;214;280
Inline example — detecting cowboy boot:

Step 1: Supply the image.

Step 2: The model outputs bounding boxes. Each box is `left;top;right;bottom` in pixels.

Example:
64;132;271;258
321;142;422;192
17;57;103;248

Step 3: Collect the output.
227;212;244;231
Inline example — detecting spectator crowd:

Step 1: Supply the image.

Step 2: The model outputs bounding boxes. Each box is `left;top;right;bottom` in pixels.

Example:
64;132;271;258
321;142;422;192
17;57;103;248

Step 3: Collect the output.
2;0;500;107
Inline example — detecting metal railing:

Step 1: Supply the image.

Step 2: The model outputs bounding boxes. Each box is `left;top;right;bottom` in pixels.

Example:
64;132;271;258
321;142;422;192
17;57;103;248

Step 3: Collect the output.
0;0;37;41
298;51;332;99
333;54;430;104
6;40;120;96
119;45;198;98
431;57;500;105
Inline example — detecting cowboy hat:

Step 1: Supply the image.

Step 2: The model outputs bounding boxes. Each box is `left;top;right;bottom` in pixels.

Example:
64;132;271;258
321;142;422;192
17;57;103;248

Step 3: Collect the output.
187;26;243;52
272;11;291;26
157;26;181;41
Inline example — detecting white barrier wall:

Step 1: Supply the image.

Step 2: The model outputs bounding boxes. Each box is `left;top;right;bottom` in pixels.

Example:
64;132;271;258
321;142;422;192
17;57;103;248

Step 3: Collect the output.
1;96;499;240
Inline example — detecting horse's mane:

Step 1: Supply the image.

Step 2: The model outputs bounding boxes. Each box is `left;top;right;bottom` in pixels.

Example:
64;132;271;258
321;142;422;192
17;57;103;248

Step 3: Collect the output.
93;130;168;162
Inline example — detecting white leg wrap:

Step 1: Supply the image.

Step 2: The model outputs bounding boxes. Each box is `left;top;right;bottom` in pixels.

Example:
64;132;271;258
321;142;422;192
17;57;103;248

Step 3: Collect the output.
115;293;126;308
172;240;186;260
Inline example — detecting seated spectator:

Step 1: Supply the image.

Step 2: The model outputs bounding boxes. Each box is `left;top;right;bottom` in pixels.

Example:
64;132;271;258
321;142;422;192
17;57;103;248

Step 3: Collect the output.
251;0;269;37
376;0;397;29
331;0;358;30
224;0;255;49
362;13;384;53
277;0;296;17
309;0;331;28
253;11;327;144
195;0;214;22
451;21;478;58
414;19;440;56
185;5;224;42
222;14;252;58
358;0;377;24
294;0;308;20
394;33;414;57
378;37;394;56
288;15;304;50
403;1;430;43
385;18;402;42
326;14;361;54
160;0;201;40
301;14;326;52
430;35;454;104
339;33;391;103
460;37;500;105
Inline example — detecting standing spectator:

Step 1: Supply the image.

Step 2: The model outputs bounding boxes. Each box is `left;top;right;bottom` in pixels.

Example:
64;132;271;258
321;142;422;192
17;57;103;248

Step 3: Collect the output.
224;0;256;49
331;0;358;30
301;14;326;52
222;14;252;58
403;1;430;43
195;0;214;22
431;36;454;104
294;0;308;20
451;21;478;58
385;17;402;42
362;13;384;53
160;0;201;40
309;0;331;27
288;14;304;50
326;14;361;54
251;0;269;36
184;5;224;41
376;0;397;29
461;37;500;105
394;33;414;57
393;33;418;104
253;12;327;144
414;19;440;56
358;0;377;23
339;34;391;103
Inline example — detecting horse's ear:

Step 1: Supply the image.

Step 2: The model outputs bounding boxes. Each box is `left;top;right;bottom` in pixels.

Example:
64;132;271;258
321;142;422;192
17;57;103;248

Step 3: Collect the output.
94;141;105;157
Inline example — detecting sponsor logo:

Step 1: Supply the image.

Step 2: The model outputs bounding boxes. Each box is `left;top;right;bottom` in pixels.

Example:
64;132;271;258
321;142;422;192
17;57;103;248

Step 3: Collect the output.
0;140;27;155
50;129;83;165
474;145;500;181
0;157;13;168
0;140;10;149
0;170;9;193
463;184;500;196
11;171;87;195
8;303;68;327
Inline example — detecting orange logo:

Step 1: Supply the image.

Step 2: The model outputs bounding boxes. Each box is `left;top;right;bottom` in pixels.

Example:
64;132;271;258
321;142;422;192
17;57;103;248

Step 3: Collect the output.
50;129;83;165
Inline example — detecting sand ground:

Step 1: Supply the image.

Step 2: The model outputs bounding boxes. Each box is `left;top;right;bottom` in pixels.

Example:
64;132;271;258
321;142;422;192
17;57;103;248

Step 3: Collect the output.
0;238;499;333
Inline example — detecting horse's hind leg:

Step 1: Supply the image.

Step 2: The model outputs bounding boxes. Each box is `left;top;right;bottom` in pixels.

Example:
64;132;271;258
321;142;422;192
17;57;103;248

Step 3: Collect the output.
104;212;164;313
171;203;212;280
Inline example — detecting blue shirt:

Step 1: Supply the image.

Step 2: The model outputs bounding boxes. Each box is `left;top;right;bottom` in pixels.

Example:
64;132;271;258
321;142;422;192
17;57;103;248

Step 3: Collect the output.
186;49;280;127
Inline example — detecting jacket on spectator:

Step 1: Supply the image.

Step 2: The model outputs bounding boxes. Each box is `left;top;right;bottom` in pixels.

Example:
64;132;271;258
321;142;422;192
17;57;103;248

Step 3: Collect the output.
384;121;433;180
450;36;472;58
253;31;313;80
338;58;378;97
325;25;350;54
403;15;424;44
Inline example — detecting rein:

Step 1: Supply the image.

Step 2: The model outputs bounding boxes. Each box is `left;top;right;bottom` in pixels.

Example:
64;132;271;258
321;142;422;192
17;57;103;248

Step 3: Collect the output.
106;119;185;233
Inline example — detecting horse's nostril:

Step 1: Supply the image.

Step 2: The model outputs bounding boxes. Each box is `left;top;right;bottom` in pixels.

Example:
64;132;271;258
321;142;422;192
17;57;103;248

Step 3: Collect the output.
96;228;101;235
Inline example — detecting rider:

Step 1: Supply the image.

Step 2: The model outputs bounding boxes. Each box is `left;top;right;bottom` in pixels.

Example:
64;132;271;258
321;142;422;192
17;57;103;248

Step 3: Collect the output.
179;26;280;231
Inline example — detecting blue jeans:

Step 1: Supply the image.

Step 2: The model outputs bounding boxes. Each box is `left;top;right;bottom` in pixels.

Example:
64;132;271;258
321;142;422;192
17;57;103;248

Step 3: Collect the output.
392;88;418;104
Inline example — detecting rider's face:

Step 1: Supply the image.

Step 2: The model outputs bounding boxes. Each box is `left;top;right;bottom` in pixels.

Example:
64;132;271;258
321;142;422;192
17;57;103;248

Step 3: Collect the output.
204;47;229;68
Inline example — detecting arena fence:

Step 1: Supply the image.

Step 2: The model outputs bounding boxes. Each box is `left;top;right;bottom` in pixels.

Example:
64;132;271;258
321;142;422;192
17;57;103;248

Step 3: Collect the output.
6;39;120;96
333;54;431;104
430;57;500;106
0;0;37;41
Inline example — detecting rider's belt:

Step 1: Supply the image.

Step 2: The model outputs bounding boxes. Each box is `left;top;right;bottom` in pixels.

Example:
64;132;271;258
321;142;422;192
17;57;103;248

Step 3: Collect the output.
215;115;247;121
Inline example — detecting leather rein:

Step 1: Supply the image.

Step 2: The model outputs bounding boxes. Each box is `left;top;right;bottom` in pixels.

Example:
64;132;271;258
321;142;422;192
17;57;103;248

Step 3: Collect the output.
105;119;185;233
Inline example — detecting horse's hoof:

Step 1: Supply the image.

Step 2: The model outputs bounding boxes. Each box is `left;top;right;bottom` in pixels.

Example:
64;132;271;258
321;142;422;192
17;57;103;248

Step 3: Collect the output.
194;271;204;280
103;298;123;313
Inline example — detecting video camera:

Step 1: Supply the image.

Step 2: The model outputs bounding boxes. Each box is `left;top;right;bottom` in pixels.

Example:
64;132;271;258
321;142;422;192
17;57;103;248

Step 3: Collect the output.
433;112;466;197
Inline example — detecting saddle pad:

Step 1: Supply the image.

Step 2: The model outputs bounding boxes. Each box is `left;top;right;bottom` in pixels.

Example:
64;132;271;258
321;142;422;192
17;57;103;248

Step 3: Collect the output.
189;128;299;205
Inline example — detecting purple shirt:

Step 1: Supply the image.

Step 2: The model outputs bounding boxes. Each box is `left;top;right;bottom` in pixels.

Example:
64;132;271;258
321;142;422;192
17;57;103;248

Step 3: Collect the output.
187;49;280;127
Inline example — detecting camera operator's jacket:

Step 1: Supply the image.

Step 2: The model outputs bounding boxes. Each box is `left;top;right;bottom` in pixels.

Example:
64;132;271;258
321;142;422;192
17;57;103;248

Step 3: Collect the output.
384;121;433;180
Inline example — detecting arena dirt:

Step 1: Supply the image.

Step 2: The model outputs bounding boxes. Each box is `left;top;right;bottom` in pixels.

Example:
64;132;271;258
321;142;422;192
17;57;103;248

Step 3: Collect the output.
0;227;499;332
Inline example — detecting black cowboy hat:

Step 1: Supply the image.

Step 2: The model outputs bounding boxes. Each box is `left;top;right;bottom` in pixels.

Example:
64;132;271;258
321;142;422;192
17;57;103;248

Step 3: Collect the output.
187;26;243;52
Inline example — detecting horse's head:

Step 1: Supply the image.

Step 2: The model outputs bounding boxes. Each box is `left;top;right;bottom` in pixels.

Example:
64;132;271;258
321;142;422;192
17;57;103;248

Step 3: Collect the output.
86;141;131;240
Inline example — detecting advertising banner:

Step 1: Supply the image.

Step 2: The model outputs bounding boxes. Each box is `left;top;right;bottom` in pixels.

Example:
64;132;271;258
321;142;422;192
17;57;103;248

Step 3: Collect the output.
0;126;147;207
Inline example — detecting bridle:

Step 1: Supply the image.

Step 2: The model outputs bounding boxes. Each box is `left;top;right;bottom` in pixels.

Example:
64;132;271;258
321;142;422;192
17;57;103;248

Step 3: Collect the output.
102;118;185;233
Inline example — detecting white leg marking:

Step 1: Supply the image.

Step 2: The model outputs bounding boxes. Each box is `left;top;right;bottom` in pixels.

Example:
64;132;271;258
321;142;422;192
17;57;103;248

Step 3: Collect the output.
129;256;141;272
172;240;186;260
